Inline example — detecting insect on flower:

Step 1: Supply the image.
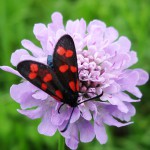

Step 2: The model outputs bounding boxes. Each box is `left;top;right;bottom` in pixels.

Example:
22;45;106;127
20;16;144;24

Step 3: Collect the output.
17;34;103;132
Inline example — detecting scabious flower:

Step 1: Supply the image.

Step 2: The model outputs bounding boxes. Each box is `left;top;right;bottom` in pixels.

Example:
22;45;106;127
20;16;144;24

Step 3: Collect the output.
0;12;149;149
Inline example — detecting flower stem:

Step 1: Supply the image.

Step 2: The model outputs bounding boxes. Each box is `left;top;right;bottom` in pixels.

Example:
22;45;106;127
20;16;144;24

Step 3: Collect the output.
58;133;65;150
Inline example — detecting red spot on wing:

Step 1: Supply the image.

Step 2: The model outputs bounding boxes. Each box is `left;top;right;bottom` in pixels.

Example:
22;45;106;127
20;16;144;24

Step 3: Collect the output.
55;90;63;99
59;64;69;73
69;81;76;92
43;73;52;82
57;46;66;55
65;50;73;58
76;80;79;91
28;72;37;79
41;83;47;90
30;64;38;72
70;66;77;73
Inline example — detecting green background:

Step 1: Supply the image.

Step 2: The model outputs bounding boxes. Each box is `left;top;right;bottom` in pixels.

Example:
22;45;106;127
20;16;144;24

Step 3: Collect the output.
0;0;150;149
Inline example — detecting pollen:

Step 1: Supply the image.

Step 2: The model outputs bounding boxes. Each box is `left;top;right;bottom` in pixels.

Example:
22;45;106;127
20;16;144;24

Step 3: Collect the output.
59;64;69;73
69;81;76;92
30;64;38;72
65;50;73;58
43;73;52;82
28;72;37;79
55;90;63;99
57;46;66;55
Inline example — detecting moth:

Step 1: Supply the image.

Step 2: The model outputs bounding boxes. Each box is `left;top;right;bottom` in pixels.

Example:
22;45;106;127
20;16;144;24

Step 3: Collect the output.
17;35;103;132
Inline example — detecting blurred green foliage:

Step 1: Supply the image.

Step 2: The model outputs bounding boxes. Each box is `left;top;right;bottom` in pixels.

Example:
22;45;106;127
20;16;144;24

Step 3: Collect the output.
0;0;150;149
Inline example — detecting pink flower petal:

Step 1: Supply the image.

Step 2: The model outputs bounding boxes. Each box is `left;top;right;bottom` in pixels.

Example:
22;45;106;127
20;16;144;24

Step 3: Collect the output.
18;107;42;119
38;109;57;136
32;90;48;100
103;113;133;127
78;118;95;142
21;40;45;57
94;121;108;144
135;69;149;85
10;82;41;109
65;124;79;150
118;36;131;52
104;27;118;43
11;49;30;66
0;66;22;77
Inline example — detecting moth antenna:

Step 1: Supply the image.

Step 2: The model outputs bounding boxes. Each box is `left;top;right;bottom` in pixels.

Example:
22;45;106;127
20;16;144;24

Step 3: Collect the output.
58;103;65;114
77;91;103;106
61;107;75;132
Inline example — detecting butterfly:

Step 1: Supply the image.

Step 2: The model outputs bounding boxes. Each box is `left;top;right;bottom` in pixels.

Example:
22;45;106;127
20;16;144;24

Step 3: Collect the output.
17;34;103;132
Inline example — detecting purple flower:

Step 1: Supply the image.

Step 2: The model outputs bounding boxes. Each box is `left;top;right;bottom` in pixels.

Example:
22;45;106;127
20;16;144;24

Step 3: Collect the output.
0;12;149;149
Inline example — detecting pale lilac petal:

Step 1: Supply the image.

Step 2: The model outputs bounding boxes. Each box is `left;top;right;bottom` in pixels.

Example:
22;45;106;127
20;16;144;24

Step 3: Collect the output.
66;19;86;37
118;36;131;52
65;124;79;150
87;20;106;33
38;109;57;136
18;107;42;119
94;122;108;144
33;23;48;41
78;118;95;142
104;27;118;43
104;82;121;94
103;113;133;127
112;102;136;122
126;86;142;98
127;51;138;67
135;69;149;85
33;23;48;52
10;82;41;109
102;93;129;113
21;40;45;57
0;66;22;77
115;92;140;102
32;90;48;100
11;49;30;66
51;106;69;126
119;70;139;86
70;108;80;123
79;105;92;120
51;12;64;30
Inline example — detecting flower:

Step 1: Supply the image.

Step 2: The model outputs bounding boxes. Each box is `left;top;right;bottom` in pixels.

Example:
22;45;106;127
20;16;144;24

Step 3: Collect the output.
0;12;149;149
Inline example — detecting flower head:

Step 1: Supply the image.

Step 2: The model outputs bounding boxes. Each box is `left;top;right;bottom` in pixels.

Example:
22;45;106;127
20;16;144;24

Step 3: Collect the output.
0;12;149;149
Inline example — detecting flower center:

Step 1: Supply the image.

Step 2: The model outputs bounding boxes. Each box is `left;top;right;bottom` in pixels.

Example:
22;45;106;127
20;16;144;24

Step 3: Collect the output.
77;50;103;99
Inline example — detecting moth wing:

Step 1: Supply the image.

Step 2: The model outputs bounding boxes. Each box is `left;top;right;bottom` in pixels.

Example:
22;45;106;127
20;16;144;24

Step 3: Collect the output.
53;35;79;94
17;60;65;101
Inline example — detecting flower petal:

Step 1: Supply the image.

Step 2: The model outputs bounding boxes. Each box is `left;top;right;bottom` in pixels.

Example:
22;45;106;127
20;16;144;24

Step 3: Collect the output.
135;69;149;85
103;113;133;127
104;27;118;43
38;109;57;136
118;36;131;52
10;82;41;109
78;118;95;142
94;121;108;144
0;66;22;77
21;40;45;57
65;124;79;150
11;49;30;66
17;107;42;119
32;90;48;100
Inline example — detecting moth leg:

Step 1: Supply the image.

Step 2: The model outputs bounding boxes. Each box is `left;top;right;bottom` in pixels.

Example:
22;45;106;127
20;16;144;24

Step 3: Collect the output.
58;103;65;114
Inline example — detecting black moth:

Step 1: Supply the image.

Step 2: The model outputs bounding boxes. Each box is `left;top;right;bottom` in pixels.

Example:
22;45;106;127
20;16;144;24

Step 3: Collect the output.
17;35;103;132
